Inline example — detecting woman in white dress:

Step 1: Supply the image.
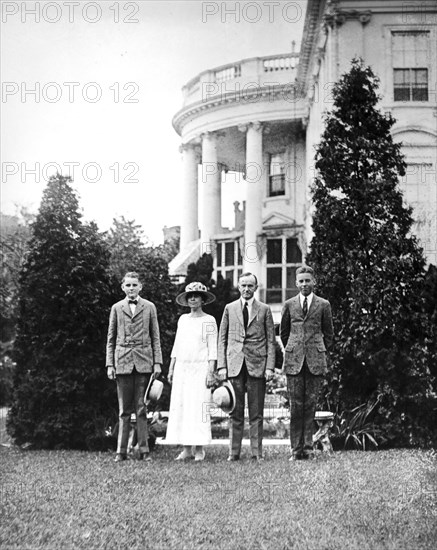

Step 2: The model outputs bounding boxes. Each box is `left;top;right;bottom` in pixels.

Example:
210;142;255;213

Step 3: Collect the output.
166;282;218;461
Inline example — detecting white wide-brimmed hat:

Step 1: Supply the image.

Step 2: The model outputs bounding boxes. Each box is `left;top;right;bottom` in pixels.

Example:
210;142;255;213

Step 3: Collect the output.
176;281;216;307
144;376;164;406
212;381;236;414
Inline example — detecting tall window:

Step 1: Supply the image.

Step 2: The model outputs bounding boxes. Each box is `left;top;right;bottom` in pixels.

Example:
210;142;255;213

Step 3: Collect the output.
268;153;285;197
215;240;242;285
266;237;302;303
392;31;429;101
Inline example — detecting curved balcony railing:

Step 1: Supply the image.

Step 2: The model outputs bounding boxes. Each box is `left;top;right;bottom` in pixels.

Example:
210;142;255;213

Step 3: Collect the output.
181;53;299;106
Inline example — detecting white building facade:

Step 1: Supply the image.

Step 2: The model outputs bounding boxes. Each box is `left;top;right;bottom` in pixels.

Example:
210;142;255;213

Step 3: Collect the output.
171;0;437;322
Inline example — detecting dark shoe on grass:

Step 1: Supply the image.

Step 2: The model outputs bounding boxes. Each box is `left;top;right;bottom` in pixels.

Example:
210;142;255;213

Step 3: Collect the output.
289;454;303;462
251;456;264;461
227;455;240;462
139;452;152;462
114;454;127;463
302;451;316;460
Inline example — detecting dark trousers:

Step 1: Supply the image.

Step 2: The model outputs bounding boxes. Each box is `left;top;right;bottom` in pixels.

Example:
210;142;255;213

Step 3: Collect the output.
116;370;151;455
229;361;266;458
287;361;322;457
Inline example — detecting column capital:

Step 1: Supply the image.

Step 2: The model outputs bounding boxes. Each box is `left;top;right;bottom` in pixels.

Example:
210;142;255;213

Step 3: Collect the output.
200;131;216;142
179;142;201;160
249;121;263;133
179;141;199;153
323;8;371;28
238;121;264;134
200;130;226;142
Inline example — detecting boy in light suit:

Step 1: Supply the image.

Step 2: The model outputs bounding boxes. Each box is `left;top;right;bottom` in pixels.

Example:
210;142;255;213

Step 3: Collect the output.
106;272;162;462
280;265;333;460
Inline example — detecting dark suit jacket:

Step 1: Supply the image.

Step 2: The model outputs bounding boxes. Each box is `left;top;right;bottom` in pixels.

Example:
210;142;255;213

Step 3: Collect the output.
280;294;333;376
218;299;276;378
106;297;162;374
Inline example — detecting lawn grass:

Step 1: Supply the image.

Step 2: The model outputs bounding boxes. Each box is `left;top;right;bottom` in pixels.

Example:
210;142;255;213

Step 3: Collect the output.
1;443;436;550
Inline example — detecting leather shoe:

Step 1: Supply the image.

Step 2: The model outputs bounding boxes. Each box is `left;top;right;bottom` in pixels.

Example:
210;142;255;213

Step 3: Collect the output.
251;456;264;461
227;456;239;462
114;454;127;462
139;453;152;462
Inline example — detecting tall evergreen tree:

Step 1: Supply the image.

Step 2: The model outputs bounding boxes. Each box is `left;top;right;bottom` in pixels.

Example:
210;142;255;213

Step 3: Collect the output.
307;59;436;446
7;174;116;449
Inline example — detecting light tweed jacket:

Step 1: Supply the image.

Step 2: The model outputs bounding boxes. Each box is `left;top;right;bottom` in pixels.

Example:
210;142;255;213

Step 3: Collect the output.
106;297;162;374
280;294;334;376
218;299;276;378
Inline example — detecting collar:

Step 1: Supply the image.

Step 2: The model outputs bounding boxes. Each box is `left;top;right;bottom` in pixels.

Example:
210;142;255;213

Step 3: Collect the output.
240;297;255;308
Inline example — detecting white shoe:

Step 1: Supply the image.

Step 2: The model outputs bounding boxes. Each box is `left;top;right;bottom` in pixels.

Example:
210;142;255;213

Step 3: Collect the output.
175;450;192;461
194;450;205;461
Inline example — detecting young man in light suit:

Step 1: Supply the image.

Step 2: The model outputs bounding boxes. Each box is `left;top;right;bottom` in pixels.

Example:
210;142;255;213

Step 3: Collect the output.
280;265;334;460
218;272;276;461
106;272;162;462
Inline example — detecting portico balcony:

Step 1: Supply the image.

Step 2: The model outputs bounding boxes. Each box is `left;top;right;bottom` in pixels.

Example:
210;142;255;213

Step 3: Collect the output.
173;53;303;139
182;53;299;104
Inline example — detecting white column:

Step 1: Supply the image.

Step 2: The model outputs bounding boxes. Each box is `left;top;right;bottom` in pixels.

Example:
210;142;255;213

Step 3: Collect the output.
200;132;221;251
243;122;264;282
179;143;199;250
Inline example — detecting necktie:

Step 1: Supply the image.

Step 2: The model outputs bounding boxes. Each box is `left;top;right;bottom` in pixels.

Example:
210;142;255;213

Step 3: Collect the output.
128;300;138;305
302;296;308;317
243;301;249;330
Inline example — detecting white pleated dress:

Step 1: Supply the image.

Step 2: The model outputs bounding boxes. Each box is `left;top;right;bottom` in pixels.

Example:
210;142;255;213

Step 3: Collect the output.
165;313;217;445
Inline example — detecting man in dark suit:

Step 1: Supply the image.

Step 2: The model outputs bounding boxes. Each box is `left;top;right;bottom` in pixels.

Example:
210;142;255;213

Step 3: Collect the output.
218;272;276;461
106;272;162;462
280;265;334;460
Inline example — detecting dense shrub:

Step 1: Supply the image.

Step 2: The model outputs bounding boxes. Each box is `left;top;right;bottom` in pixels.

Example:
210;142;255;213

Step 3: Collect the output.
0;344;15;407
0;212;33;405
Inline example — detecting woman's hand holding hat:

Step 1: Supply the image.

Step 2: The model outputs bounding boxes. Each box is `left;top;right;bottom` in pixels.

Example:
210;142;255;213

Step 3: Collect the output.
206;371;216;389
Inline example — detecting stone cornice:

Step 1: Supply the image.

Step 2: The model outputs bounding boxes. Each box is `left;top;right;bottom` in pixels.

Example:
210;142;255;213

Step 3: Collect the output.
172;84;303;136
296;0;326;95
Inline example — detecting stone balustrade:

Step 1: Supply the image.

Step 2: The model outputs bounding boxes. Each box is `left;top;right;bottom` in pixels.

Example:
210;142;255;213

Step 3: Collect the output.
181;53;300;106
